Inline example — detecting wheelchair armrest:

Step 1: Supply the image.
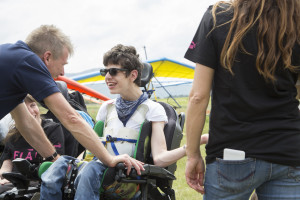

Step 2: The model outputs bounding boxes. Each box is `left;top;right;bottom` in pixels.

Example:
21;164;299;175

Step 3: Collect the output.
141;164;176;180
12;158;39;180
2;172;30;190
115;163;176;183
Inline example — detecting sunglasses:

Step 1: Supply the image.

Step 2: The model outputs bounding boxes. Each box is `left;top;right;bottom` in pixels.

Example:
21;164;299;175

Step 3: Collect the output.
100;68;128;77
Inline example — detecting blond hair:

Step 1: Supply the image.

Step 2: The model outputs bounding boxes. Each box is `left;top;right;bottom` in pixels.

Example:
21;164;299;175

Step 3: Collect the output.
25;25;74;59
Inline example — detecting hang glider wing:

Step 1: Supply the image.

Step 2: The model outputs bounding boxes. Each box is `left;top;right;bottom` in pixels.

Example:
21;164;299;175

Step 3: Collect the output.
69;57;195;84
71;71;105;84
148;57;195;79
64;58;194;107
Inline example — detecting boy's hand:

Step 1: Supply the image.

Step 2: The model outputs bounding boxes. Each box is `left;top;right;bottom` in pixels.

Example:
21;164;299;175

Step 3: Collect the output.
111;154;144;175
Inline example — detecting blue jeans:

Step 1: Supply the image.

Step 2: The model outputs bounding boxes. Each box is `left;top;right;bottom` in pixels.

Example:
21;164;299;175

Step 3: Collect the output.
203;158;300;200
40;155;107;200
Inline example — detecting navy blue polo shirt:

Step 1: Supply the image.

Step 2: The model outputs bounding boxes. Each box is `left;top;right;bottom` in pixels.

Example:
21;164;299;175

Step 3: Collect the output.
0;41;60;119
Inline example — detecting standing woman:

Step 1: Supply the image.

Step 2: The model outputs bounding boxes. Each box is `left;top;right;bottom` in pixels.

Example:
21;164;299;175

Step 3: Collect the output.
184;0;300;199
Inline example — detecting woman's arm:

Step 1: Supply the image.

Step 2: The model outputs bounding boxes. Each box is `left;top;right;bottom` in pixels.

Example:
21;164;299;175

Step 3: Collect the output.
186;64;214;158
185;63;214;194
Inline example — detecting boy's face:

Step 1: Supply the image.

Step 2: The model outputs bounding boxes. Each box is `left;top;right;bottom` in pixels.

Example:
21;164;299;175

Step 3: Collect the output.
104;64;130;95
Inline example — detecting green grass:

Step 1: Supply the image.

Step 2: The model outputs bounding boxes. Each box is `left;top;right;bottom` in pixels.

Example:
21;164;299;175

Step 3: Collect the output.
85;97;209;199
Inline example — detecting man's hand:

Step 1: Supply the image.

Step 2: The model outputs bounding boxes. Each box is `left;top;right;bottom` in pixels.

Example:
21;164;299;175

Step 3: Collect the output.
185;155;205;194
51;154;60;162
110;154;144;175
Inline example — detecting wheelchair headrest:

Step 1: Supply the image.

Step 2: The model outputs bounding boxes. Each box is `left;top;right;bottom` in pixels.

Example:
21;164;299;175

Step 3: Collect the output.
39;81;69;109
56;81;69;101
140;63;153;87
157;102;178;150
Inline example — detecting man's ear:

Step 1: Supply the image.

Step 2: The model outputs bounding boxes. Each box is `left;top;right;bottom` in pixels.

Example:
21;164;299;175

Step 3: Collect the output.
41;51;52;65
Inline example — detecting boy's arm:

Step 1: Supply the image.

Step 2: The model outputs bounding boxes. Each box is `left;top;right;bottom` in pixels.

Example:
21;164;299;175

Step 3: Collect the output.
150;121;186;167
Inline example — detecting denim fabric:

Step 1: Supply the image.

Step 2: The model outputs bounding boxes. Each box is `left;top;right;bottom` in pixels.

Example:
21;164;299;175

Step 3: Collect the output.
74;159;106;200
204;158;300;200
40;155;72;200
40;155;107;200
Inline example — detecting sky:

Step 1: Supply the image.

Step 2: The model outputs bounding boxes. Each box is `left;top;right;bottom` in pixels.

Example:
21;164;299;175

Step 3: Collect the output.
0;0;219;74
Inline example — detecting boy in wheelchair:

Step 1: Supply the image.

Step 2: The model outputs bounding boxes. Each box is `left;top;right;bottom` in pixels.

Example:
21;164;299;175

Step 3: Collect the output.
40;44;188;200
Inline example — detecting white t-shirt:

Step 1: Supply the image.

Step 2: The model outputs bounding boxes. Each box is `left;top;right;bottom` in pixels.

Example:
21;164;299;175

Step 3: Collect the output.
96;99;168;156
0;114;13;141
96;99;168;130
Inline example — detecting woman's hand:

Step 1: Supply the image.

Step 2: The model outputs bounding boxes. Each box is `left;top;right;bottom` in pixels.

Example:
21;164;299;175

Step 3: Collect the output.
185;155;205;194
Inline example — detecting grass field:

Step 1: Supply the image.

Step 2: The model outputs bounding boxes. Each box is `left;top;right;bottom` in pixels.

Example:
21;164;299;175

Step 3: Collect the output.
85;97;209;200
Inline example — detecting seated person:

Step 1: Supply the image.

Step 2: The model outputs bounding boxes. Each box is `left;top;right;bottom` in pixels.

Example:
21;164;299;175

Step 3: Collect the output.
0;114;13;159
0;94;64;193
0;114;13;143
40;44;197;200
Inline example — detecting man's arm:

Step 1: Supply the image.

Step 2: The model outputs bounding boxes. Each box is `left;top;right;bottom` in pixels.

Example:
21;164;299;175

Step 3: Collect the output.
44;93;113;163
10;103;57;159
44;92;144;173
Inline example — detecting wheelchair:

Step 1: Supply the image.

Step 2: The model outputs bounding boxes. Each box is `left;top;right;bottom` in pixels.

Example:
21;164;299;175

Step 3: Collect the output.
0;63;185;200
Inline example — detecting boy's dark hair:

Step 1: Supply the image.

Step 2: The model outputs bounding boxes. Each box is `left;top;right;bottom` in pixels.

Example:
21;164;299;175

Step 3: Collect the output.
103;44;143;86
